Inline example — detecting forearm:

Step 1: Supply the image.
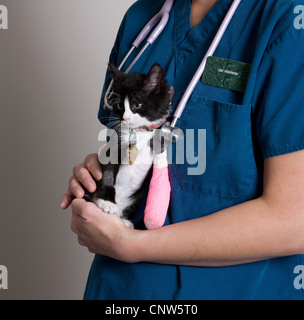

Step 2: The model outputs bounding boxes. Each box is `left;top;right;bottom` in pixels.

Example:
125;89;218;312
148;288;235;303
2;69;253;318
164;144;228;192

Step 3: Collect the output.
127;197;303;267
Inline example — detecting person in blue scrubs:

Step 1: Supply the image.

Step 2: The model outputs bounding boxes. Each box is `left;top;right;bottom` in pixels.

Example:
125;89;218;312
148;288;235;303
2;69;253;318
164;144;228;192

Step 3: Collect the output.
61;0;304;299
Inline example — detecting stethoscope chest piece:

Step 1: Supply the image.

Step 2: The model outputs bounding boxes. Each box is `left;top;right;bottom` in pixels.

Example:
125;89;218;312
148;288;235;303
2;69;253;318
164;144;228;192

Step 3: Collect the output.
160;121;182;144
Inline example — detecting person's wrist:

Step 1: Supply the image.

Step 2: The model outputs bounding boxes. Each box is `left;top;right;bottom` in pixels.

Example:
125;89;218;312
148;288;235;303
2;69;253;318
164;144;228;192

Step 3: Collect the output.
117;228;146;263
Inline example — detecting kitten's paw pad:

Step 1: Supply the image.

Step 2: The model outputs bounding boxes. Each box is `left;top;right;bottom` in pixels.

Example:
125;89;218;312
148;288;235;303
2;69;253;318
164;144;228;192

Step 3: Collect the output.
95;199;118;214
122;219;134;229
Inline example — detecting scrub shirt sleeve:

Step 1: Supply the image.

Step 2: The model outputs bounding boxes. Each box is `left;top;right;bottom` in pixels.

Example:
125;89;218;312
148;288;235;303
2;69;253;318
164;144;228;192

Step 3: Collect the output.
252;29;304;159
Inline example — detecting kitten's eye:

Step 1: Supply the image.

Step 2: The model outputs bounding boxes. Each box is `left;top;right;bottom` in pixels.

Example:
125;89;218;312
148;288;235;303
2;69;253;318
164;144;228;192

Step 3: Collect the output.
134;102;142;110
116;102;124;110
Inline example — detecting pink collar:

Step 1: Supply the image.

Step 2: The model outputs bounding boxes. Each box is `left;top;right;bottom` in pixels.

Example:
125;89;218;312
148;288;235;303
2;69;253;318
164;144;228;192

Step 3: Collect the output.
138;118;167;132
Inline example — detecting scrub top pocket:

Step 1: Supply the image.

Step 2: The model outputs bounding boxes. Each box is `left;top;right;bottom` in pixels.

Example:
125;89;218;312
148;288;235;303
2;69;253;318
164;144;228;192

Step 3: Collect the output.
172;95;257;199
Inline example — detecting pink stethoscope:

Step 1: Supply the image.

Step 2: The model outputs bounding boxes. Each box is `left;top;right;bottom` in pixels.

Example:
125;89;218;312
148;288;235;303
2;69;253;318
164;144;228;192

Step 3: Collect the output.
104;0;242;142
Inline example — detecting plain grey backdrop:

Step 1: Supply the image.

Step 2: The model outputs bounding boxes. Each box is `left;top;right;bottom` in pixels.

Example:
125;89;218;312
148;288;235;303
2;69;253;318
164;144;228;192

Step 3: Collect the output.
0;0;135;300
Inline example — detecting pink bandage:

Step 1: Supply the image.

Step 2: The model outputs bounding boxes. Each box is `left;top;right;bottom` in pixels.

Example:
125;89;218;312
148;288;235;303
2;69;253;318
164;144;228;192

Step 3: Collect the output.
144;166;171;230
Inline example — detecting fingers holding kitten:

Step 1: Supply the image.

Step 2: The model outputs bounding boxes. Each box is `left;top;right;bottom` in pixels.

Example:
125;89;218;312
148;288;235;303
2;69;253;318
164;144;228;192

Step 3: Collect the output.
61;153;103;209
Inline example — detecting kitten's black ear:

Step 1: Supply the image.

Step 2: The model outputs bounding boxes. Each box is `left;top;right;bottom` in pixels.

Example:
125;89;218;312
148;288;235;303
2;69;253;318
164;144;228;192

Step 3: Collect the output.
142;63;165;94
108;63;126;82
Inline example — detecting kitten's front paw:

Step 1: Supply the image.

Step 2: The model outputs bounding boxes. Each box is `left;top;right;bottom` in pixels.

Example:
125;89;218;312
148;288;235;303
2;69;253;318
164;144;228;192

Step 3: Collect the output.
95;199;119;215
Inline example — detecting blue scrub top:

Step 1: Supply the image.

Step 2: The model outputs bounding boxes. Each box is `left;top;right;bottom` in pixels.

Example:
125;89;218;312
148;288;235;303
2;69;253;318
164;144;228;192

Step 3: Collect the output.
84;0;304;300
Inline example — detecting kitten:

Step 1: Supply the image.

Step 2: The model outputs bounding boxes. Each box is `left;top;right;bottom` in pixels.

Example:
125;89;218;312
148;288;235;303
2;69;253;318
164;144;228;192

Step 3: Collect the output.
84;63;171;228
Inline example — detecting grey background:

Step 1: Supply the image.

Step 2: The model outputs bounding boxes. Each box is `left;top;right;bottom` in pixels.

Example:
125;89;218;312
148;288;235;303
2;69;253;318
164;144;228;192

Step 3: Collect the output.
0;0;135;300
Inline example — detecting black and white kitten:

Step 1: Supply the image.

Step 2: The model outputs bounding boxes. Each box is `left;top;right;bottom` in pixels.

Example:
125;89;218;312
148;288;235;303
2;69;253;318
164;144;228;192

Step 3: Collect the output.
84;63;171;228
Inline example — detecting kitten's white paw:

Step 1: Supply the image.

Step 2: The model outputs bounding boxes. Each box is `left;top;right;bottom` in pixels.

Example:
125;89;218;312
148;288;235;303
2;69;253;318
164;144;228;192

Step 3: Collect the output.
95;199;118;214
122;219;134;229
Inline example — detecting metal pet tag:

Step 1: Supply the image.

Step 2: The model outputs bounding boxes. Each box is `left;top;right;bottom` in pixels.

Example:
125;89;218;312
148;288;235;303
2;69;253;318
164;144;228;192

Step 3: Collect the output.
126;145;138;165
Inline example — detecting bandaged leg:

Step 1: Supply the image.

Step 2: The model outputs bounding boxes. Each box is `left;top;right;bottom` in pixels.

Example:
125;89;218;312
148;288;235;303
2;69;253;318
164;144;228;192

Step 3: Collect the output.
144;151;170;230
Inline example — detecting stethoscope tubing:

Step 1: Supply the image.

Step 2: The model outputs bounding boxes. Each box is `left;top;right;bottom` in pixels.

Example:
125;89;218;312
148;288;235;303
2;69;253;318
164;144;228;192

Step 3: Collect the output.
172;0;242;126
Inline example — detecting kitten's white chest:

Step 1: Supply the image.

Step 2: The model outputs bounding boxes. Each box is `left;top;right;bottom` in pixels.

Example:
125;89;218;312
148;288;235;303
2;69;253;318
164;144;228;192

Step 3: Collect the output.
114;130;154;216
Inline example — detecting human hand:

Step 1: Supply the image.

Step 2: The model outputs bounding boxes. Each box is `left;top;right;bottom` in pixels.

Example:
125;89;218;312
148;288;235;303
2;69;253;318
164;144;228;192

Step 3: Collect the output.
61;153;102;209
70;199;137;261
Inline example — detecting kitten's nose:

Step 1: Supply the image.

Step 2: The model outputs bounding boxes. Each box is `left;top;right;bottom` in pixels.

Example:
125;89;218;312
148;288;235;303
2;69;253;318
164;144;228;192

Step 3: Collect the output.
123;117;130;122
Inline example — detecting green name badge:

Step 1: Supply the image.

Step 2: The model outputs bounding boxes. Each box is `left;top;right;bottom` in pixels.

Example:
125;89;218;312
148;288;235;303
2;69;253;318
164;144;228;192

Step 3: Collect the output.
201;56;251;93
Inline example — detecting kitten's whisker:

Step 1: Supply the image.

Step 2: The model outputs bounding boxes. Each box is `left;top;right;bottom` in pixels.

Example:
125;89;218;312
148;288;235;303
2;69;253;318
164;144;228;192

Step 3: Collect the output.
100;116;120;121
107;120;121;128
100;116;121;128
